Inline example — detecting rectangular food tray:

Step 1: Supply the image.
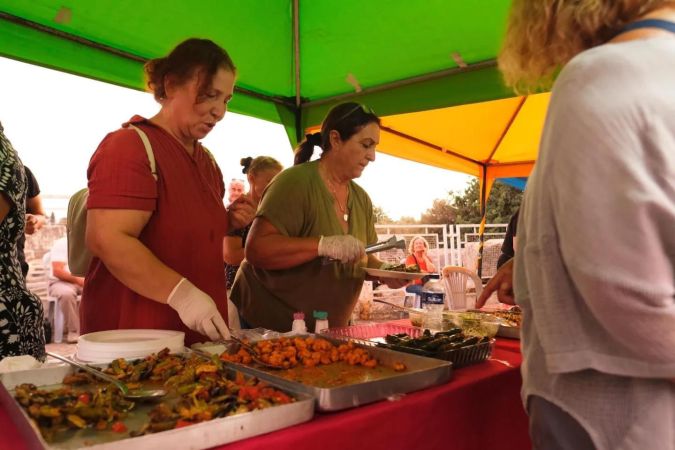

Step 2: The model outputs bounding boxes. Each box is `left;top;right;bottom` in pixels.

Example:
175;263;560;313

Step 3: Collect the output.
497;325;520;339
322;323;494;368
0;357;314;450
209;335;452;412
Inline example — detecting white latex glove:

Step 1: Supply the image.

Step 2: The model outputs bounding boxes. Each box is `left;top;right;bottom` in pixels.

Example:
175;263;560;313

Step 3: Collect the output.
318;235;365;264
167;278;231;341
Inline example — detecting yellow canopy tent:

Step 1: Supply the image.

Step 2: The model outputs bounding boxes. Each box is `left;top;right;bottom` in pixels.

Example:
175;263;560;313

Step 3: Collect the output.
308;92;550;275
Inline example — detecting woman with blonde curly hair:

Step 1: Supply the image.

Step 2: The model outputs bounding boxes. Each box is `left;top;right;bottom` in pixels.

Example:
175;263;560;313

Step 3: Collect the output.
404;236;437;296
477;1;675;448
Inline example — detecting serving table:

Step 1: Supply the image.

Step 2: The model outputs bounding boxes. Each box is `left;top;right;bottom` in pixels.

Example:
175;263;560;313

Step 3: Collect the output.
0;327;530;450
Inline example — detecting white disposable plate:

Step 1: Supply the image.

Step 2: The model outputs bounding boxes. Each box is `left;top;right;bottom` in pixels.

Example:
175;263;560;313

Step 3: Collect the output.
76;329;185;363
364;267;426;280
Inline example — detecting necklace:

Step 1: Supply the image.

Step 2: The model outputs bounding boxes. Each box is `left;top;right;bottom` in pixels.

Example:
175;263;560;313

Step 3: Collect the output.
320;164;349;222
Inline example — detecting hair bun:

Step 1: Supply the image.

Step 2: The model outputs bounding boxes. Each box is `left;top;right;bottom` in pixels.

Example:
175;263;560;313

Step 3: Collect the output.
240;156;253;174
305;132;322;147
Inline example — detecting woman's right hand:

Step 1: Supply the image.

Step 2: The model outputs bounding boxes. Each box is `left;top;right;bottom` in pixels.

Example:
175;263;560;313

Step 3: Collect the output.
318;235;365;263
167;278;231;341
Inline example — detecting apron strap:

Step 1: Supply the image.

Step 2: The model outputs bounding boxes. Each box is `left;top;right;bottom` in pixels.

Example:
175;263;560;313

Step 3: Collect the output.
621;19;675;35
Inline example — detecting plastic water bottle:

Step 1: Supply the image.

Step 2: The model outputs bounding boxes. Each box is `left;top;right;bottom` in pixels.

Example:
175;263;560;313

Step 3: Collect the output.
421;274;446;308
313;310;329;334
292;312;307;333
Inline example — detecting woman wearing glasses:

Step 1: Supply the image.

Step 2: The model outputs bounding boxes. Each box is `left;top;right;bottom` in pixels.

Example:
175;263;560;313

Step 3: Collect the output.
231;102;406;332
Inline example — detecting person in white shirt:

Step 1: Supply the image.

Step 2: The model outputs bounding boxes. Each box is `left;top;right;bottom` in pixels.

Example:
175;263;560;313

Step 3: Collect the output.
477;1;675;449
48;237;83;343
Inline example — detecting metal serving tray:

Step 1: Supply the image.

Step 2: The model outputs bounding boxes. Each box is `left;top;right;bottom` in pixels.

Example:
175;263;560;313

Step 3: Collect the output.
0;359;314;450
497;325;520;339
208;336;452;412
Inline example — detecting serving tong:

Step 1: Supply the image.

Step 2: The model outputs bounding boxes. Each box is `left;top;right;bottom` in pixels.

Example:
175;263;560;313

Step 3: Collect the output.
46;352;167;400
365;236;407;254
215;336;284;370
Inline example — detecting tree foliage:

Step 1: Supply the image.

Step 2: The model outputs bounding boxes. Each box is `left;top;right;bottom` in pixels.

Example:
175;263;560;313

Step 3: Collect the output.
451;178;522;224
396;215;418;225
420;198;456;224
373;205;393;224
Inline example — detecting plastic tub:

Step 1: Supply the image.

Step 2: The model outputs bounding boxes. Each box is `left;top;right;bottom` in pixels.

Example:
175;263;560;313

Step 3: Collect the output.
456;312;500;338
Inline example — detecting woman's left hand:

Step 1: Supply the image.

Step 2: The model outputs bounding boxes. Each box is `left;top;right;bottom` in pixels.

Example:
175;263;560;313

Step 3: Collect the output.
378;277;410;289
228;195;256;230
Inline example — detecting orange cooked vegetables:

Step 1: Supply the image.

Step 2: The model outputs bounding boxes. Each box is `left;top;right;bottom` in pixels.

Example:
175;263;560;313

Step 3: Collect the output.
220;337;379;369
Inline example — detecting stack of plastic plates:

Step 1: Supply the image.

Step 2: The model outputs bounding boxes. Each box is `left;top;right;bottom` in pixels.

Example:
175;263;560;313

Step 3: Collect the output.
76;329;185;363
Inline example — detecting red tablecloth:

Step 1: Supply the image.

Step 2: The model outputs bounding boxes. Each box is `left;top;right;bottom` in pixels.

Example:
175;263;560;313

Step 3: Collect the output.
0;340;530;450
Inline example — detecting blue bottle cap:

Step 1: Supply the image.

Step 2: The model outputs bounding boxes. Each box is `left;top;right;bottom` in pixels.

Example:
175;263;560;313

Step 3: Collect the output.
313;310;328;320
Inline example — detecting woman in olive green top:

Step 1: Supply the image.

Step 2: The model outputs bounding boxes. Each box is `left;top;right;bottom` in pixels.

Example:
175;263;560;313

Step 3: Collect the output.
230;103;406;331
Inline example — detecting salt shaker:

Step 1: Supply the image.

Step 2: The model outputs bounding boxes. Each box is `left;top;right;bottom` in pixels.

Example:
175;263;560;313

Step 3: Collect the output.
313;310;329;334
292;312;307;333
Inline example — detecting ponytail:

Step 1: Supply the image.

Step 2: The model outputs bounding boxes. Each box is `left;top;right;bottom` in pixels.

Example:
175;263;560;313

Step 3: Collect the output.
294;132;323;166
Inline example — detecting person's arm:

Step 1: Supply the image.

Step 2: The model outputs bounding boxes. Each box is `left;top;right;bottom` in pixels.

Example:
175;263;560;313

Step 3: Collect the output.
223;235;246;265
246;216;364;269
245;217;322;270
0;192;11;223
52;261;84;287
86;208;182;302
423;254;437;273
86;208;230;340
25;193;46;235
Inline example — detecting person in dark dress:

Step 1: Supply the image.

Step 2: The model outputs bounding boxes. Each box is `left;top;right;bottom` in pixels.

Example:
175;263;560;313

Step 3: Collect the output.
0;122;46;361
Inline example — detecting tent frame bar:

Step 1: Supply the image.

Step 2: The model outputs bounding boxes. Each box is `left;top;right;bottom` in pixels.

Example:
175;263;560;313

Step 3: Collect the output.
292;0;301;108
0;11;146;63
380;125;482;168
304;59;498;108
487;160;536;167
485;96;526;163
0;11;295;108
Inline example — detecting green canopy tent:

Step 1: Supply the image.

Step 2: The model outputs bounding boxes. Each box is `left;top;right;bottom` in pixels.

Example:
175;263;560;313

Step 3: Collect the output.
0;0;531;275
0;0;513;143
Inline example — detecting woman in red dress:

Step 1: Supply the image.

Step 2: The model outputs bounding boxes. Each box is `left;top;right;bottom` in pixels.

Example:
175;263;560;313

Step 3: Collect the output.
81;39;255;344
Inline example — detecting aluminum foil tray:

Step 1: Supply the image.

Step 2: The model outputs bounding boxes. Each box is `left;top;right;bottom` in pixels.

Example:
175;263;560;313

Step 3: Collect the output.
205;335;452;412
0;357;314;450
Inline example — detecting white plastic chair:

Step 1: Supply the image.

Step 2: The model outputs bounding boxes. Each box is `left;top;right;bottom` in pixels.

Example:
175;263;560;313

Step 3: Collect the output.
26;256;63;343
441;266;483;310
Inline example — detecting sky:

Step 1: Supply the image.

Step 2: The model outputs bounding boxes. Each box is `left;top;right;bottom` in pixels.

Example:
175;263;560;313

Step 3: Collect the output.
0;56;472;220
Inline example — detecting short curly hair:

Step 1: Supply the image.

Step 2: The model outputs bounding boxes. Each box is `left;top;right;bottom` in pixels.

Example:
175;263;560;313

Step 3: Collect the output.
144;38;236;101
